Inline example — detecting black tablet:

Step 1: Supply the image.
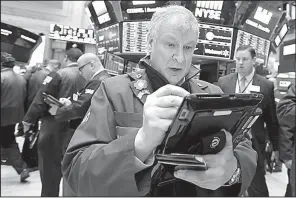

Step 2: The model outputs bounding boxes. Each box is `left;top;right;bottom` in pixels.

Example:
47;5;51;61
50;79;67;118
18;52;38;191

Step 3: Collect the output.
42;92;63;107
158;93;264;155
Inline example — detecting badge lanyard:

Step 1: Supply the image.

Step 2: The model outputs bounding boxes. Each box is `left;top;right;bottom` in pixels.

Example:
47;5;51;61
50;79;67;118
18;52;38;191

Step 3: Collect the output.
239;77;254;93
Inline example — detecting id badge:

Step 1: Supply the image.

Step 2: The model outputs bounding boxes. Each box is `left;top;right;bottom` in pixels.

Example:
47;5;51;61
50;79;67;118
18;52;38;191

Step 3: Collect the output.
73;93;78;101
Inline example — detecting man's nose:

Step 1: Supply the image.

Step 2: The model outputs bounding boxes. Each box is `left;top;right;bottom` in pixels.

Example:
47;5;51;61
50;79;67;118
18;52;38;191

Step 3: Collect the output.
174;48;185;64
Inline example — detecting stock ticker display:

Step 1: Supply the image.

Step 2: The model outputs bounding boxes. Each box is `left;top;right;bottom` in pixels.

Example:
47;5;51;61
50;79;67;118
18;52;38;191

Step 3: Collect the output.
194;23;233;59
104;52;125;75
96;23;120;56
122;21;149;53
235;30;270;66
49;24;96;44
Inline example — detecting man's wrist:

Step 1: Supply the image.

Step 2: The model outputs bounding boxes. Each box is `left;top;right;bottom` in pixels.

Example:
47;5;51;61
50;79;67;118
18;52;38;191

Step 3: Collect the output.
223;156;241;186
134;128;155;162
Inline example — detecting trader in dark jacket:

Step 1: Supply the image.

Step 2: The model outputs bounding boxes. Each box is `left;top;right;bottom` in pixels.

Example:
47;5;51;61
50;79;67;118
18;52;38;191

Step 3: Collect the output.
22;48;86;197
21;59;62;169
1;52;30;182
217;45;279;197
277;84;295;197
62;5;257;196
48;53;110;123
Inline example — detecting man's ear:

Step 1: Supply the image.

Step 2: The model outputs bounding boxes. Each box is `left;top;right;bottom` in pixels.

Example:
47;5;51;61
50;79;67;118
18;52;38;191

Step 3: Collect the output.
252;57;256;66
147;37;154;53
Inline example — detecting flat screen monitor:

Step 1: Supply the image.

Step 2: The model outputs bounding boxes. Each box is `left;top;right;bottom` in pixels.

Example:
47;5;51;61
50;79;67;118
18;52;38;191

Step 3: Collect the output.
234;30;270;67
121;1;170;20
194;23;234;60
96;23;120;55
88;0;118;29
103;52;125;75
241;2;282;40
182;0;236;26
121;21;150;53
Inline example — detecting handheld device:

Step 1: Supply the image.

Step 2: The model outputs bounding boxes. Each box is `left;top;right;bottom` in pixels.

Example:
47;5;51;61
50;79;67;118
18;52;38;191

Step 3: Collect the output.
42;92;63;107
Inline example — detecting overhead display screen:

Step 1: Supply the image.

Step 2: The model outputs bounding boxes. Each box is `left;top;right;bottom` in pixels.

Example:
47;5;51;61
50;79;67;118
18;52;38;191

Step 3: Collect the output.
234;30;270;67
1;22;41;63
182;0;236;26
121;1;169;20
96;23;120;55
49;24;96;44
241;2;282;40
194;23;234;59
104;52;125;75
122;21;149;53
88;1;118;29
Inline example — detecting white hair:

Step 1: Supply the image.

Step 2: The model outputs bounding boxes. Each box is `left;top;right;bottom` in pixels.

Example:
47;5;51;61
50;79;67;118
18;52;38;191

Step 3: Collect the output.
146;5;199;52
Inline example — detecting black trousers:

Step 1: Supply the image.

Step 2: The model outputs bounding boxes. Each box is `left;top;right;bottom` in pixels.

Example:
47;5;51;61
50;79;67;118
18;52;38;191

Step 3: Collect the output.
22;123;39;168
1;124;26;174
37;116;73;197
247;139;269;197
285;168;292;197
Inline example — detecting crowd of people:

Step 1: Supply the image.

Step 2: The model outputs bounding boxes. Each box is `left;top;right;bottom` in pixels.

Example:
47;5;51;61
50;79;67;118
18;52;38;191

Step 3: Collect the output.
1;5;295;197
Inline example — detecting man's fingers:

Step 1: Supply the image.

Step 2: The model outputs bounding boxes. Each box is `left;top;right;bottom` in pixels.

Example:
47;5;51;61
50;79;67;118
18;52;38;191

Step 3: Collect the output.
153;84;190;98
222;129;233;149
174;168;224;190
145;118;172;132
153;107;178;119
155;95;184;108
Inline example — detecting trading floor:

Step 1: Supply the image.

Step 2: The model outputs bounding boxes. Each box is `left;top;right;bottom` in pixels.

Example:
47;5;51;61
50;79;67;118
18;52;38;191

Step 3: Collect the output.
0;137;290;196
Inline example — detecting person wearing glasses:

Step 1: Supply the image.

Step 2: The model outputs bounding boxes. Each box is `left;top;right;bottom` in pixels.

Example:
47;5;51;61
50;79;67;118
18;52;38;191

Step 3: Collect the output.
22;48;86;197
217;45;280;197
62;5;257;196
47;53;110;146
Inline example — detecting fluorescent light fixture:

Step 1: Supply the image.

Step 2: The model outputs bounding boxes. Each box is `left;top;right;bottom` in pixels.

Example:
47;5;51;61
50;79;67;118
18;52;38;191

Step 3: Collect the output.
21;35;36;43
1;32;10;36
92;1;107;16
132;1;155;5
283;44;295;55
1;29;12;34
279;24;288;39
274;35;281;46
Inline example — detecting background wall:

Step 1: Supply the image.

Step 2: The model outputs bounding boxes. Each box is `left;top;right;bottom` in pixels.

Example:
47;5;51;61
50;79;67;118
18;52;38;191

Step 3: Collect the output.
1;1;92;61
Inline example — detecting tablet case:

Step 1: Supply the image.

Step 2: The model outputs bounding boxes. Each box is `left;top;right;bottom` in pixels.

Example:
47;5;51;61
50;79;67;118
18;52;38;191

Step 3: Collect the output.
42;92;63;107
155;93;263;170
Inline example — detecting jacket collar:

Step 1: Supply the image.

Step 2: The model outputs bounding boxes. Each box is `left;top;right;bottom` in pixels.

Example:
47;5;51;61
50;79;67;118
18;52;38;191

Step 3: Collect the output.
127;56;202;104
66;62;78;68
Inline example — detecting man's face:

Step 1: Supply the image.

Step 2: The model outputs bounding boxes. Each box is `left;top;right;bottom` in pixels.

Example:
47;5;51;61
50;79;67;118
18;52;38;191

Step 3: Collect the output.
78;60;93;80
149;20;197;85
235;49;255;77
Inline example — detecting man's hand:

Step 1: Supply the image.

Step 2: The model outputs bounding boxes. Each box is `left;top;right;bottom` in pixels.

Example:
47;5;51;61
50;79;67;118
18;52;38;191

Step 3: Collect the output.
271;151;279;162
134;85;190;162
48;104;59;115
59;97;72;106
174;130;238;190
284;160;292;169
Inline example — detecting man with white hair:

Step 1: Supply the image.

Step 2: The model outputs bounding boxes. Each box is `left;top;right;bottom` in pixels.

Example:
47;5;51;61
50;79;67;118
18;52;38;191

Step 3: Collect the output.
62;5;257;196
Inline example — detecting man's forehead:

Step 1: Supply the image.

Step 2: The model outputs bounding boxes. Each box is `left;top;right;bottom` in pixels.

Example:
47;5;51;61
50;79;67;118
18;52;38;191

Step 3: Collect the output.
236;50;252;57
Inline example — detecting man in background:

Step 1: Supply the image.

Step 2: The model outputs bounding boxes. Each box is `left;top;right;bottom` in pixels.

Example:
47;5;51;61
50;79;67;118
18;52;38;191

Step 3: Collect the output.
22;48;85;196
1;52;30;182
49;53;110;127
21;59;62;170
217;45;279;197
277;84;295;197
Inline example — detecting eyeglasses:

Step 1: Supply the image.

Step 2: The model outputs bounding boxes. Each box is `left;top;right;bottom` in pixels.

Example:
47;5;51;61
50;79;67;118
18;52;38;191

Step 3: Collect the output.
78;61;92;72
